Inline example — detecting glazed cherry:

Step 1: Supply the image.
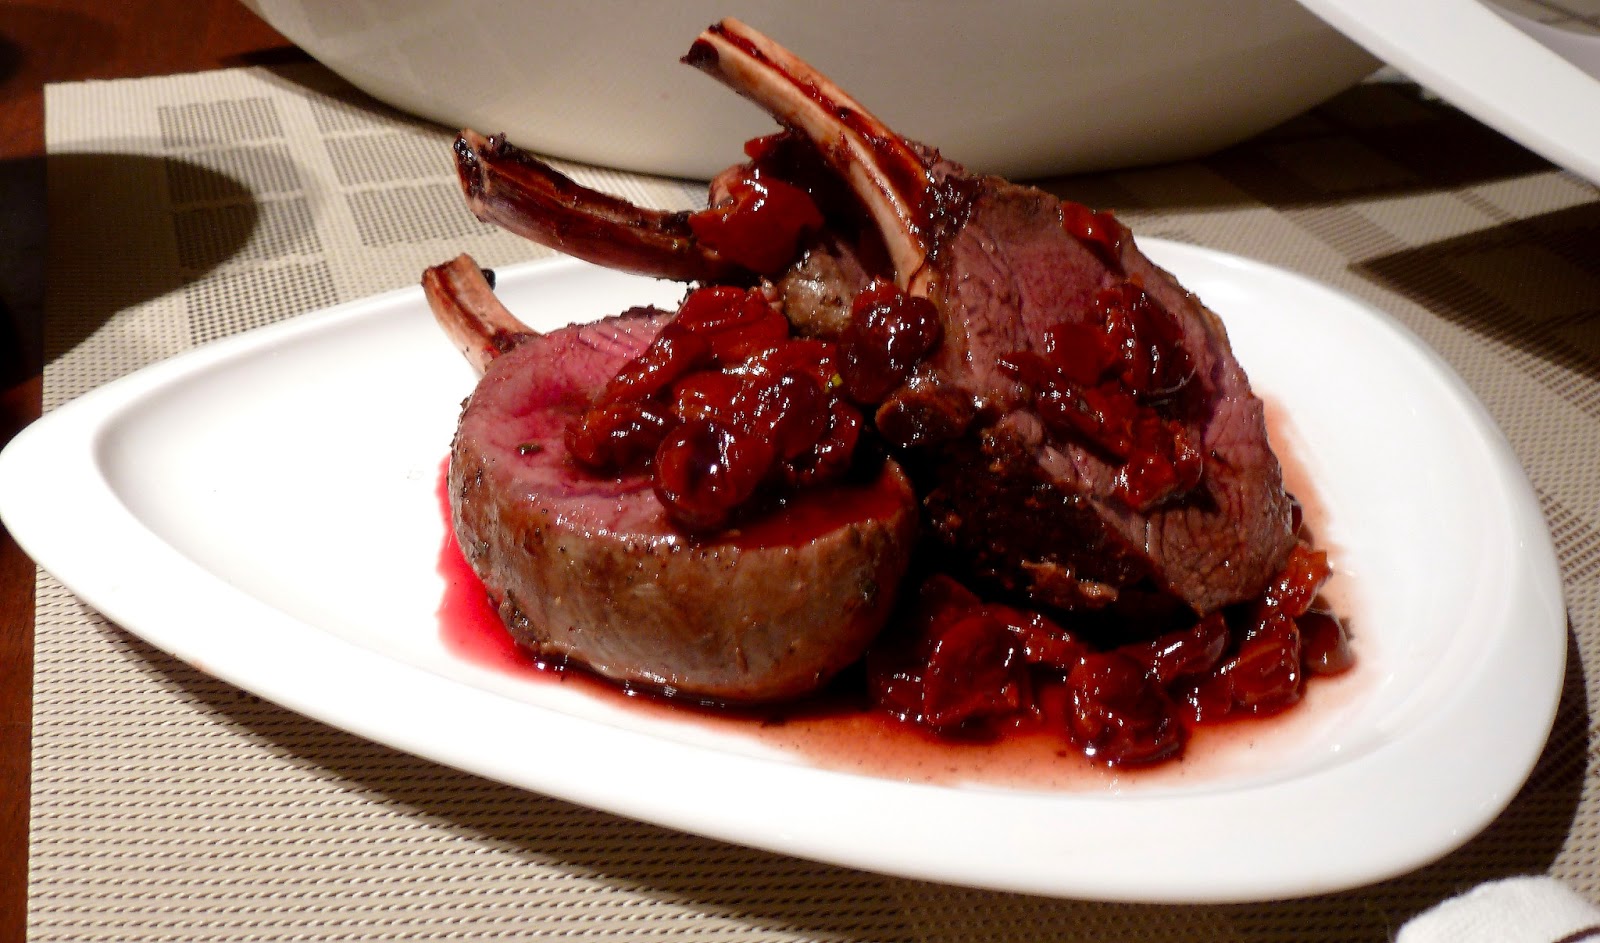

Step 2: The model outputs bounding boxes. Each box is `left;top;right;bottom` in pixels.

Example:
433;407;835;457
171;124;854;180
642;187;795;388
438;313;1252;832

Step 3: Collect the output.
734;369;829;461
1059;201;1127;271
1222;618;1303;716
652;419;774;532
669;370;744;426
782;398;861;488
1122;612;1229;687
1299;608;1355;676
1097;282;1195;402
1065;651;1185;766
864;575;1031;731
565;401;672;471
570;282;877;531
839;281;942;404
1001;270;1209;512
864;575;975;715
674;285;762;334
919;612;1028;729
1258;543;1331;621
688;171;824;275
598;330;714;406
975;602;1084;672
1042;319;1119;386
999;350;1136;459
1114;414;1203;510
858;563;1349;766
747;338;841;390
673;285;791;364
1179;671;1236;725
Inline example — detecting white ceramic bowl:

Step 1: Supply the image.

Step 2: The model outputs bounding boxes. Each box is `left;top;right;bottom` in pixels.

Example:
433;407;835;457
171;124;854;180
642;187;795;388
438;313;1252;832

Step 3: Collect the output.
240;0;1379;179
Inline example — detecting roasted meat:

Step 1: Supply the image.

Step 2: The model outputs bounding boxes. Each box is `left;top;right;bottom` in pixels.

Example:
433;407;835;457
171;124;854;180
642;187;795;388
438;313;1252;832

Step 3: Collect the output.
425;255;918;703
448;19;1297;623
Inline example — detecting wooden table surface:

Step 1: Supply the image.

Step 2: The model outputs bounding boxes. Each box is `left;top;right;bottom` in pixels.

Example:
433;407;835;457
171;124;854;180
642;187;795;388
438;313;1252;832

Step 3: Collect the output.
0;3;303;937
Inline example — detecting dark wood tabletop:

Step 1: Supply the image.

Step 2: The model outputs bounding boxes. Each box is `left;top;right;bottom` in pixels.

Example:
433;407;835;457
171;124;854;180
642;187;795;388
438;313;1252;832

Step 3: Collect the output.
0;3;303;937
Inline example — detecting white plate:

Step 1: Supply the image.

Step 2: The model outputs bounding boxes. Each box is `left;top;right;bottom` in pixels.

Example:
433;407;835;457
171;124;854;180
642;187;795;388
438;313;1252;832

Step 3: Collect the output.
0;241;1565;903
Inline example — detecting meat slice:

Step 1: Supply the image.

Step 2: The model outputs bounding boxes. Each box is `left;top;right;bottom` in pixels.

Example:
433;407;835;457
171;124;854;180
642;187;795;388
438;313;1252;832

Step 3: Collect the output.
896;180;1296;615
425;255;918;702
685;20;1296;617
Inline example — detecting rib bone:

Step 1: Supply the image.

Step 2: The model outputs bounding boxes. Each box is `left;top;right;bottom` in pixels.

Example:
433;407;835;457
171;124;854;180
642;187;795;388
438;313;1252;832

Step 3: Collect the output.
453;131;748;284
684;19;937;290
422;253;532;374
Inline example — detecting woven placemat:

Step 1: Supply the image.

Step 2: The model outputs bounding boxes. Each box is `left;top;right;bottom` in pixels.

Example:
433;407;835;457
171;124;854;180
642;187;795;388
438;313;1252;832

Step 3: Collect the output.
34;54;1600;941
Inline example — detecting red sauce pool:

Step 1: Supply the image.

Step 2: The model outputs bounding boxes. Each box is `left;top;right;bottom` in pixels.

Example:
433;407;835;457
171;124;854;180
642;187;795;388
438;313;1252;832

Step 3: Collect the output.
435;403;1367;790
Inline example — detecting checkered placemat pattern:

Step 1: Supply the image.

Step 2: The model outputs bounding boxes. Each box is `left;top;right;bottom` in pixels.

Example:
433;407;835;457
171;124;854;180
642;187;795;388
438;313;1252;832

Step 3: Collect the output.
33;51;1600;941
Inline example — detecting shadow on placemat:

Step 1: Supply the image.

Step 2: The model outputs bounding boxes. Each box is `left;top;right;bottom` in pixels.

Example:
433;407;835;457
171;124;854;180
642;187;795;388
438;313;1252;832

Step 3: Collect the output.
102;612;1588;943
1358;202;1600;387
1045;82;1559;215
45;151;269;363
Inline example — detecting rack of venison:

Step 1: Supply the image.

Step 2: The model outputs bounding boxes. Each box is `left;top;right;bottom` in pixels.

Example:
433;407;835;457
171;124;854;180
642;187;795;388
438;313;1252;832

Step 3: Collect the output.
422;18;1353;768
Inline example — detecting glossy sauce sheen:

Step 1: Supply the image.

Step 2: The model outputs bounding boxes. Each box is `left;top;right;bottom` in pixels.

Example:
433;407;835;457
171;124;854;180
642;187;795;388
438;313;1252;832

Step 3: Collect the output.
436;404;1364;789
723;472;908;549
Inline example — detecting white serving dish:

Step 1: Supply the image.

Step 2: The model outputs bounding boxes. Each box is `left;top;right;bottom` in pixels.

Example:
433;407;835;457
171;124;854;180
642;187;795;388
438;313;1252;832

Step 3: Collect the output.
240;0;1600;188
0;242;1565;902
237;0;1381;179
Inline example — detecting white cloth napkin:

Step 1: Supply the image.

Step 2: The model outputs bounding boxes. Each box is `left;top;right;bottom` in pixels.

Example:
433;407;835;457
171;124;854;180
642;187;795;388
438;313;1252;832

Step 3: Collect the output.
1398;877;1600;943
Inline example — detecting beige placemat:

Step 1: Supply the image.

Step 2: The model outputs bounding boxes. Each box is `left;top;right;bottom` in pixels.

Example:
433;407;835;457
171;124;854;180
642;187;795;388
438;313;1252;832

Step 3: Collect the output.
34;56;1600;941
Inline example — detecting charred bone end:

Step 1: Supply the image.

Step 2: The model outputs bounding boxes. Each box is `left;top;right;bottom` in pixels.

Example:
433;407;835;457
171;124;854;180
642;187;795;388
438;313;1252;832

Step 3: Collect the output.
681;36;718;70
422;253;534;375
451;128;750;285
453;133;487;202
